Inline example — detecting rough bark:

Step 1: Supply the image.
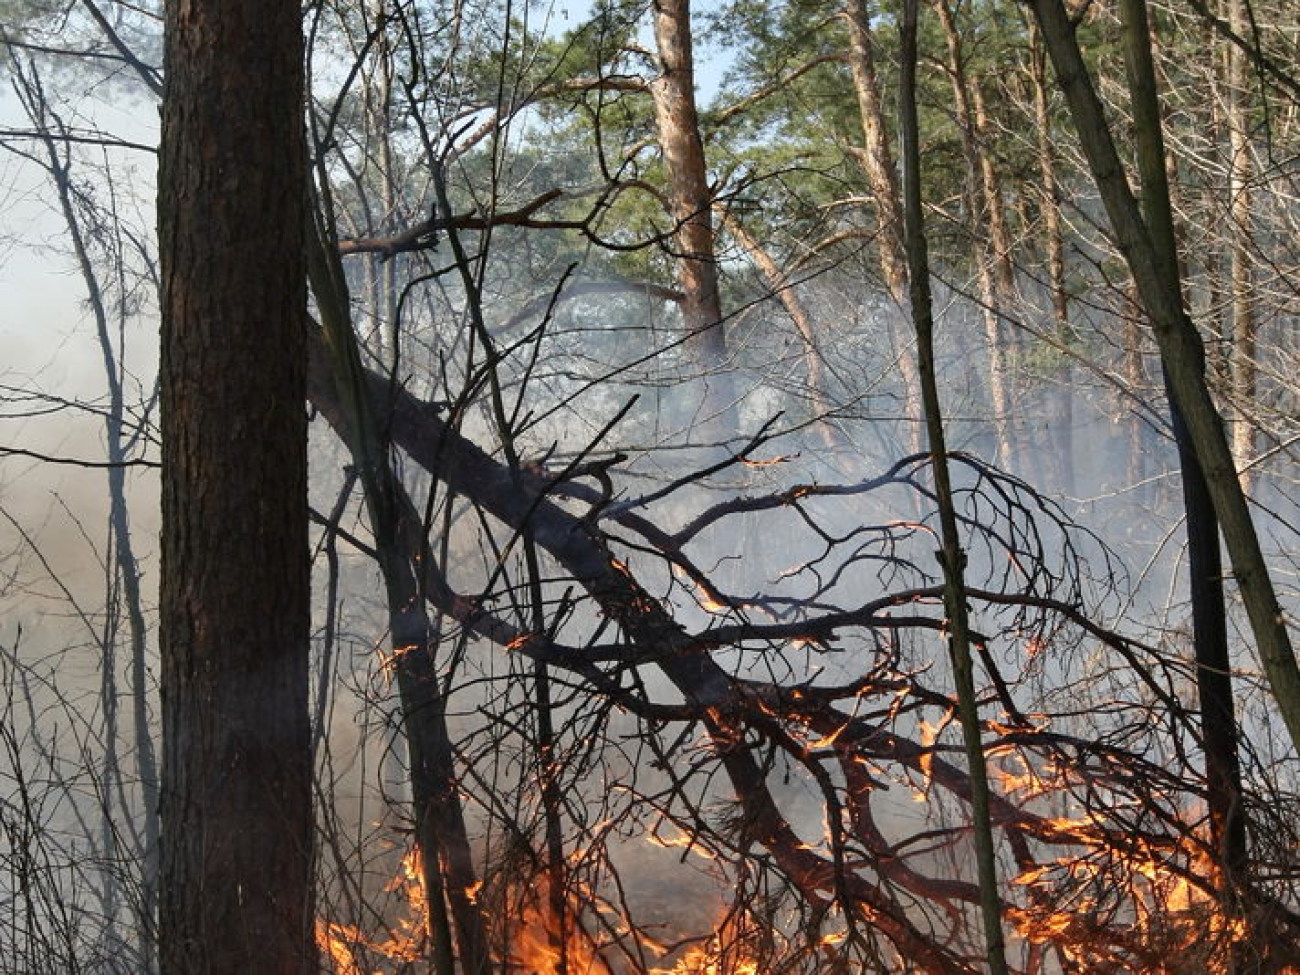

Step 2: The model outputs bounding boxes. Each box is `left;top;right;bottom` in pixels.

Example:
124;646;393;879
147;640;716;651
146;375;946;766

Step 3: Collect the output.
843;0;907;295
157;0;313;971
841;0;925;456
649;0;734;434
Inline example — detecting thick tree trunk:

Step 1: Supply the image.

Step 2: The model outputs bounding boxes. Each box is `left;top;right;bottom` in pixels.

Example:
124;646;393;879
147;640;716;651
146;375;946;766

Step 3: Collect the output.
157;2;314;972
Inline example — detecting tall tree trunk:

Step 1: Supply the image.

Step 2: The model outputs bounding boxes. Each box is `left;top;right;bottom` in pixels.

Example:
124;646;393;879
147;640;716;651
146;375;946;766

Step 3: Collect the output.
1027;16;1075;492
1225;0;1257;488
935;0;1015;468
899;2;1008;970
158;0;314;971
842;0;924;456
649;0;735;437
1115;0;1248;933
1028;0;1300;754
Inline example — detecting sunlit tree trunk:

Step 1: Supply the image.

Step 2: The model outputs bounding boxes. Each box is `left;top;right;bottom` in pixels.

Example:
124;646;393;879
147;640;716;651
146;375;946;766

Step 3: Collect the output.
935;0;1015;468
1028;0;1300;751
1201;247;1231;393
158;0;314;970
1225;0;1257;488
842;0;924;456
649;0;735;436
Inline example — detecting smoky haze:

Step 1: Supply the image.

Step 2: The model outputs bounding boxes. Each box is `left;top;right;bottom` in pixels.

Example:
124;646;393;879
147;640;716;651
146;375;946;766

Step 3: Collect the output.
2;0;1299;973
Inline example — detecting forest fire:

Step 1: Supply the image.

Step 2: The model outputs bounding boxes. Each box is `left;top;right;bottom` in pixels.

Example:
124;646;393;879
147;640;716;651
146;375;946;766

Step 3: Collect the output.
299;422;1300;975
317;841;767;975
316;848;432;972
9;0;1300;972
315;798;1265;975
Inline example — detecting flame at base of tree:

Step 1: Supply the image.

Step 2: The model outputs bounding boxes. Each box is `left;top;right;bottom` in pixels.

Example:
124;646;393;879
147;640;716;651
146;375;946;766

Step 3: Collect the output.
497;872;615;975
317;843;772;975
295;406;1300;974
314;757;1300;975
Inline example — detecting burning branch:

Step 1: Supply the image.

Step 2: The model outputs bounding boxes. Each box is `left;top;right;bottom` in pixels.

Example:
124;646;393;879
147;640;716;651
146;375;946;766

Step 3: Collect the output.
306;328;1299;972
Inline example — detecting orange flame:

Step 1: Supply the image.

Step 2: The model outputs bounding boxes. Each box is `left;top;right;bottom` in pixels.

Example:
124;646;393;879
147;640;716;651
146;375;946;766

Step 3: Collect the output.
316;845;430;972
739;453;793;468
649;947;759;974
499;873;615;975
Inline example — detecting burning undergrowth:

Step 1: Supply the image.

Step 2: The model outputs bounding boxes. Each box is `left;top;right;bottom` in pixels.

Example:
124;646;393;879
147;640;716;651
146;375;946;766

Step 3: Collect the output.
303;351;1300;974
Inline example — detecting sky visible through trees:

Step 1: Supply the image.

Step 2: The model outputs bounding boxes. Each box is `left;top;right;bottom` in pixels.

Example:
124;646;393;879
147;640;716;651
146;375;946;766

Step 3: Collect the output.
1;1;1298;972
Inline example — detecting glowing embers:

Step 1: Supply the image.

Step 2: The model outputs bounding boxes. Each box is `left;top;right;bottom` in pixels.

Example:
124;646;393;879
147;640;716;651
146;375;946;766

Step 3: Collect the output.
496;869;762;974
316;846;431;972
1004;809;1248;971
316;841;764;975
